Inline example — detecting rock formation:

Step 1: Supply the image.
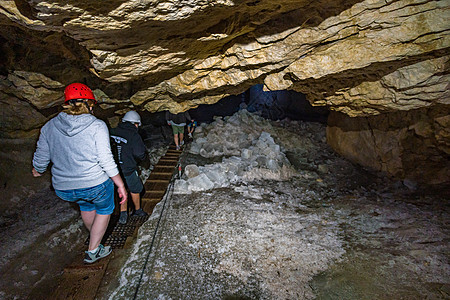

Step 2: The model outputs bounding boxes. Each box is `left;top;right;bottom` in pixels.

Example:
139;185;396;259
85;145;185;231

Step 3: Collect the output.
327;105;450;185
0;0;449;184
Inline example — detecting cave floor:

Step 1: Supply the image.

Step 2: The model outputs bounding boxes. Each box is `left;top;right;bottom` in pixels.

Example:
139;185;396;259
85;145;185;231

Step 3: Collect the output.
100;142;449;299
4;178;448;300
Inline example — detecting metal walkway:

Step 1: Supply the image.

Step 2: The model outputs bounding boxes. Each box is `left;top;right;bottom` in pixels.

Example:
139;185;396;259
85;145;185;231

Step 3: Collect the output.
50;145;182;299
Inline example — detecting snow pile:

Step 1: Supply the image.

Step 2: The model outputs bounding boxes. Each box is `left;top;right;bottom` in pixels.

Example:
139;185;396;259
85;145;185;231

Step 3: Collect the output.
174;110;296;194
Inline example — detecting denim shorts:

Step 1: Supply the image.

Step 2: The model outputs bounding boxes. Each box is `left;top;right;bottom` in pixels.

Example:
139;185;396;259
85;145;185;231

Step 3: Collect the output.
55;179;115;215
124;171;143;194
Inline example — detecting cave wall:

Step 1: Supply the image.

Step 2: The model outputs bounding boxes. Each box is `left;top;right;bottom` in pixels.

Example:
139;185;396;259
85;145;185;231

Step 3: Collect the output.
327;105;450;184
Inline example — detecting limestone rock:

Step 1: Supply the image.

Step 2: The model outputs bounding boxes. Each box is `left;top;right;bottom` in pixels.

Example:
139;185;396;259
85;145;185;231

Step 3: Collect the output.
0;93;47;138
327;107;450;184
434;115;450;155
1;71;64;109
1;0;448;115
107;116;120;128
93;89;129;104
324;56;450;116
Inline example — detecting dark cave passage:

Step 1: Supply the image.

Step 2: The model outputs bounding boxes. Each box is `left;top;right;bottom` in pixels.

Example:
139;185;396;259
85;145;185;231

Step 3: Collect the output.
137;85;329;150
188;84;329;124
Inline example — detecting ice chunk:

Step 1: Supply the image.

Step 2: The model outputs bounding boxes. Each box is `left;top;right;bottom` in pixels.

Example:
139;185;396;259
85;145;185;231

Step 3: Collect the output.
213;116;224;126
269;144;280;153
256;156;267;167
227;114;240;126
266;159;280;171
223;162;238;174
206;133;219;143
261;147;276;159
249;145;260;156
189;142;202;155
241;149;253;160
224;156;242;165
173;179;190;194
259;131;274;144
199;142;224;157
255;139;267;150
196;137;207;145
187;173;214;192
204;169;229;188
184;164;200;178
199;148;209;157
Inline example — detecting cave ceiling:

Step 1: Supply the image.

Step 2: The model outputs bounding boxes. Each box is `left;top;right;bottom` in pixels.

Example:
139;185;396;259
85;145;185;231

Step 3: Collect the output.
0;0;449;133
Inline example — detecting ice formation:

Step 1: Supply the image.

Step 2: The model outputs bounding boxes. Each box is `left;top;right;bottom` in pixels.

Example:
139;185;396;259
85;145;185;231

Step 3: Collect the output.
174;110;296;194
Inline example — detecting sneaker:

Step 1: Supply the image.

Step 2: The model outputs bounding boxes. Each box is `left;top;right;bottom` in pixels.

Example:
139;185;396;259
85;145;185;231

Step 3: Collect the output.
188;133;192;138
180;140;184;146
119;211;128;224
84;244;112;264
132;208;148;217
176;145;180;150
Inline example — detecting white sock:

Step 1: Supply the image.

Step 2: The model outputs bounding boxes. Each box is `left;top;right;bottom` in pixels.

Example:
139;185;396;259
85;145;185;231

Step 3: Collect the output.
89;247;99;254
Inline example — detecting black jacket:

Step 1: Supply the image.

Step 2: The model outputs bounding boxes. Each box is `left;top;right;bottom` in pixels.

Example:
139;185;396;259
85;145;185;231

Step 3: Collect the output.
165;111;191;125
110;122;149;176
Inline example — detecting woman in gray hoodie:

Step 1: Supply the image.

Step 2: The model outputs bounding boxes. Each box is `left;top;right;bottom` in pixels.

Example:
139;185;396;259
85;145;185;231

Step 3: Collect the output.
32;83;127;264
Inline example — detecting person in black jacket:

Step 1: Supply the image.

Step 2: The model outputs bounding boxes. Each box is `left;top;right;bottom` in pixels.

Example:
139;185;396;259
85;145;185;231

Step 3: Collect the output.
110;111;149;224
165;110;191;150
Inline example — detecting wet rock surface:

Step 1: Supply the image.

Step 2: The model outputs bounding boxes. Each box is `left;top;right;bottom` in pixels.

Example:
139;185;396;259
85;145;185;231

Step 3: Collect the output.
106;111;449;299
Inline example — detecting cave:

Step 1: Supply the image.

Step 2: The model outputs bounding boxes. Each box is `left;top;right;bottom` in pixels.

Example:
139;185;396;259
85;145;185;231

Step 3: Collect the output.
0;0;449;299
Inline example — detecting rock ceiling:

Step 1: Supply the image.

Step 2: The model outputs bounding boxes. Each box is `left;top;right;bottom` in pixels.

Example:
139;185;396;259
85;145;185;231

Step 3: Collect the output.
0;0;449;125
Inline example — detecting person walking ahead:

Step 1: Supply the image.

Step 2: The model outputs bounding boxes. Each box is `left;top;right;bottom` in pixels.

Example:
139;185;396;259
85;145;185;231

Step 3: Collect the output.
110;111;149;225
187;118;197;138
165;110;191;150
32;83;127;264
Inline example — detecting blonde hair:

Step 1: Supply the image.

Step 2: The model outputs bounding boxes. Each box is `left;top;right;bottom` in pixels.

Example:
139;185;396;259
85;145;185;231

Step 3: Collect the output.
62;100;95;115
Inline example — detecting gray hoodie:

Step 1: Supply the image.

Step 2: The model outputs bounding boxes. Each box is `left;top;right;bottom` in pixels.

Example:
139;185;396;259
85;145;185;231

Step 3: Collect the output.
33;112;119;190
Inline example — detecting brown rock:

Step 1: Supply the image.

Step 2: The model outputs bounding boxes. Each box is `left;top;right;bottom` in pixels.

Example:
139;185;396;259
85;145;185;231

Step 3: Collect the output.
327;107;450;184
